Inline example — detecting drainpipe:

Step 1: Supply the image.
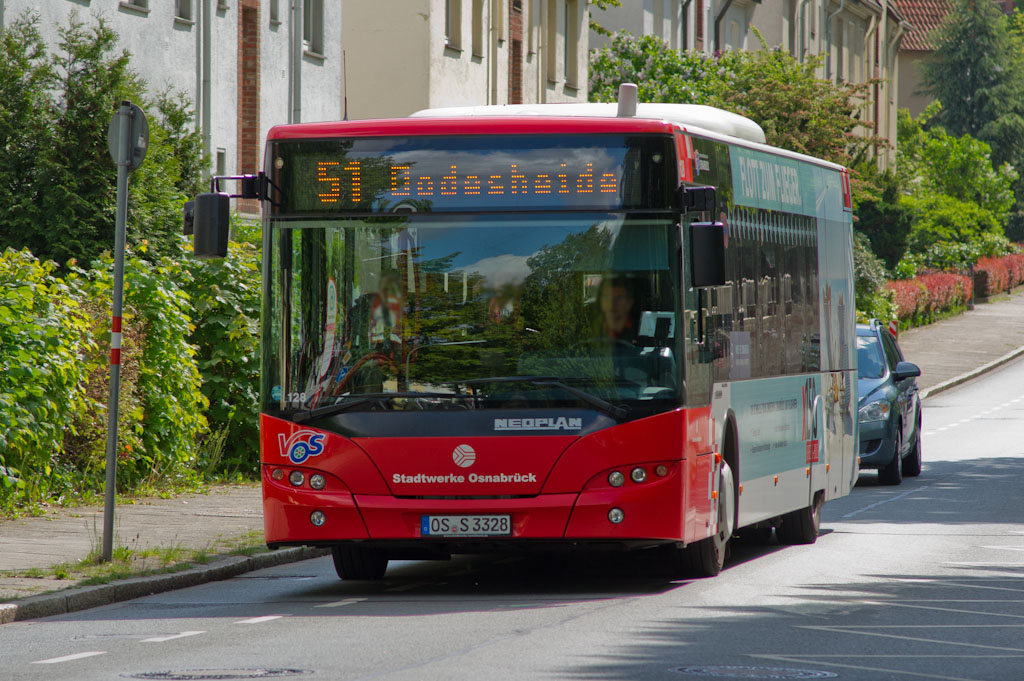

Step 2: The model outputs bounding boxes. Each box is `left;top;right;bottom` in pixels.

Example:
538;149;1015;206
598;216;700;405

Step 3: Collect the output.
290;0;303;123
825;0;845;81
797;0;811;60
884;21;906;169
490;0;499;104
202;0;212;177
863;12;878;143
714;0;735;53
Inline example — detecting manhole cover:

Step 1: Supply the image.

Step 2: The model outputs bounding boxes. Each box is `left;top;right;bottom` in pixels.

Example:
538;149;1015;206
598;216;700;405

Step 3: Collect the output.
126;670;311;680
677;666;837;679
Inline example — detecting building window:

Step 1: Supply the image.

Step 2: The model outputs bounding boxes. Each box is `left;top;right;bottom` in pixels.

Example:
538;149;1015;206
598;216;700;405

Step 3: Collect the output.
565;0;578;88
175;0;193;21
446;0;463;50
119;0;149;13
546;0;558;82
472;0;484;57
216;148;227;176
270;0;280;24
304;0;324;55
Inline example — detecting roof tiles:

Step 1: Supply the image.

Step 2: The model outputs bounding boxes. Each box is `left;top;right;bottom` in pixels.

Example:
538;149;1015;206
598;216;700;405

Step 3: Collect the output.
893;0;953;52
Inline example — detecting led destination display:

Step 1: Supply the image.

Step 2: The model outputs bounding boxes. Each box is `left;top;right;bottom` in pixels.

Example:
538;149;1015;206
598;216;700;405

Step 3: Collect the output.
270;134;675;214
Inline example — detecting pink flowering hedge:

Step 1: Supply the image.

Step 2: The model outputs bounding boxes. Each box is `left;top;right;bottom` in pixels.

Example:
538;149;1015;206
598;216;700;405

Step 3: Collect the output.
886;272;973;325
973;253;1024;298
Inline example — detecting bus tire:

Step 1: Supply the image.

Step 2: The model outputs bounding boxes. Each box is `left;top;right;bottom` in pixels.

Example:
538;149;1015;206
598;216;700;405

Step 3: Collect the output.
679;460;734;578
332;544;388;580
776;491;823;545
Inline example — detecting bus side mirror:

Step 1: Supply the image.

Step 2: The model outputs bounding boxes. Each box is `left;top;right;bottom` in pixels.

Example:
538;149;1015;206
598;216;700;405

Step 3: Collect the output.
690;221;726;288
192;192;230;259
680;185;717;213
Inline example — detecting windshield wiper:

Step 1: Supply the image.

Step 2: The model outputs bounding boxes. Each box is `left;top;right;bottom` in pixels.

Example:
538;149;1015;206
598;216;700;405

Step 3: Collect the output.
292;391;471;423
449;376;630;421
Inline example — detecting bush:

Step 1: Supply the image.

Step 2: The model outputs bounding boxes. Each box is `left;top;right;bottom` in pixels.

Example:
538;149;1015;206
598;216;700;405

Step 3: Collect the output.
886;272;972;326
182;231;261;476
974;252;1024;297
0;246;215;513
0;249;98;511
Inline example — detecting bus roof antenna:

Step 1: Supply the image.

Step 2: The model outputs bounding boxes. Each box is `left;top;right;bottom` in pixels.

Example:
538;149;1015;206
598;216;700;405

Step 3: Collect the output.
617;83;638;118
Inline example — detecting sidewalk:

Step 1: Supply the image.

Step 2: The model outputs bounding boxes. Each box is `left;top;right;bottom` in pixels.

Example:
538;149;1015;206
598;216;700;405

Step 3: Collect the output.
3;289;1024;622
894;290;1024;398
0;484;326;622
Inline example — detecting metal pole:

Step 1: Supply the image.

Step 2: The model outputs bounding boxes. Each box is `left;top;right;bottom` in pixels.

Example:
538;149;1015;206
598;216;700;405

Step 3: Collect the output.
102;101;133;563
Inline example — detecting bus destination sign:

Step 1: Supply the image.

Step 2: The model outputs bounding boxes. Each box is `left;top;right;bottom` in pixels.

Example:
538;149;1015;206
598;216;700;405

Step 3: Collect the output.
270;134;673;214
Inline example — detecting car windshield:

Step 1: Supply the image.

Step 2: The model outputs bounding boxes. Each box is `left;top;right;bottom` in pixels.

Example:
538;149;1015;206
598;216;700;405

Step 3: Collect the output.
857;334;885;379
261;213;684;419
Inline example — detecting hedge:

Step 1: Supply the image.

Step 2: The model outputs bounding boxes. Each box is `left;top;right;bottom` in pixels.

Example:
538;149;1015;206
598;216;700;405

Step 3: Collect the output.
886;271;973;326
973;253;1024;298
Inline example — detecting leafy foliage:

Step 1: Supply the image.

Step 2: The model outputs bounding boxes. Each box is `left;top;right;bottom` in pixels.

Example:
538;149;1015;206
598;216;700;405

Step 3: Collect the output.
852;232;896;323
589;33;880;168
0;14;261;513
897;106;1016;222
182;231;261;476
922;0;1024;209
0;249;98;510
0;12;204;268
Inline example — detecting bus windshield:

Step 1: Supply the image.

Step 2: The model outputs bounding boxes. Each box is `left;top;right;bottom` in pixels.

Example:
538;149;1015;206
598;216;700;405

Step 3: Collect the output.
262;213;683;420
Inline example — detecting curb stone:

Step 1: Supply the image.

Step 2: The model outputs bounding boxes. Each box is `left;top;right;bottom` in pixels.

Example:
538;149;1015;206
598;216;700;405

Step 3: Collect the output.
0;546;330;624
918;344;1024;401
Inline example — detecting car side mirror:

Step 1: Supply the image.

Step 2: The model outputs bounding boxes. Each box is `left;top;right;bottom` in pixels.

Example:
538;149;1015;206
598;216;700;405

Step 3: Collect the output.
893;361;921;381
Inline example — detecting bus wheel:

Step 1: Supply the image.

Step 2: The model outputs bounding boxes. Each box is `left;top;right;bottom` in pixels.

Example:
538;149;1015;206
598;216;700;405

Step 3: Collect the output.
332;544;388;580
776;491;823;545
679;460;734;578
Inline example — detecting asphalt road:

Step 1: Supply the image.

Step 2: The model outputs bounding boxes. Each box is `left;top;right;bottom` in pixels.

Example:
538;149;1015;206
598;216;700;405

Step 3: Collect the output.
2;359;1023;681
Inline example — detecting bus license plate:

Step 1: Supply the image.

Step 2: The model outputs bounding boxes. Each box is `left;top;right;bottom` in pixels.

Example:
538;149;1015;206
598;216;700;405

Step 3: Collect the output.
421;515;511;536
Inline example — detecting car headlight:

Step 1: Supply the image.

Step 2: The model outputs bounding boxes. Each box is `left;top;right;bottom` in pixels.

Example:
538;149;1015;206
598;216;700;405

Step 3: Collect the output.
858;399;891;423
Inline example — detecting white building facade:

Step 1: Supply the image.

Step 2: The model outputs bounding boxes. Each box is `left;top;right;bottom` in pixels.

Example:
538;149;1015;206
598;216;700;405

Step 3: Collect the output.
0;0;343;186
343;0;589;120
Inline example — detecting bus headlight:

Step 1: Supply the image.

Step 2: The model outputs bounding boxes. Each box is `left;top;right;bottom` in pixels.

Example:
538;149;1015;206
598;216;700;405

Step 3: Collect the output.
310;474;326;490
310;510;326;527
289;470;305;487
608;471;625;487
608;508;625;524
630;467;647;483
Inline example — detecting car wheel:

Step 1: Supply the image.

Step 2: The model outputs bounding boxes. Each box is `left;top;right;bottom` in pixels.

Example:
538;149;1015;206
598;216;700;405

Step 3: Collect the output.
332;544;388;580
776;491;823;545
878;427;903;486
902;416;923;478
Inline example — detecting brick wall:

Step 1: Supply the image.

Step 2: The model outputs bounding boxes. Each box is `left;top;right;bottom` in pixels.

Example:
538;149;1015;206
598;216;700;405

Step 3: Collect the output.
510;0;523;104
237;0;260;214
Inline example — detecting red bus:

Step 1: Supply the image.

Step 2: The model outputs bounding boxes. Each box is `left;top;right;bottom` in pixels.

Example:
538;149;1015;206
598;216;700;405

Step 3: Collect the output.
186;90;858;580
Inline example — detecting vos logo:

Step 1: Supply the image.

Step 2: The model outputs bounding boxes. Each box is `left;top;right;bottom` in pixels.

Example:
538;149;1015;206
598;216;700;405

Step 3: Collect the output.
279;430;326;464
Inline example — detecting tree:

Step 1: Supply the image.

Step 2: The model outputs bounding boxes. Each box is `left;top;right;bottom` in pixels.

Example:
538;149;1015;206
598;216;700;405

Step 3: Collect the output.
855;168;915;269
589;33;882;177
0;13;55;261
897;106;1016;222
0;12;204;268
921;0;1024;207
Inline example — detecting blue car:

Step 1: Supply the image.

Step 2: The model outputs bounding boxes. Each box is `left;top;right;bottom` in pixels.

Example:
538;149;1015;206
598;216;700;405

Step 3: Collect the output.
857;321;923;485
